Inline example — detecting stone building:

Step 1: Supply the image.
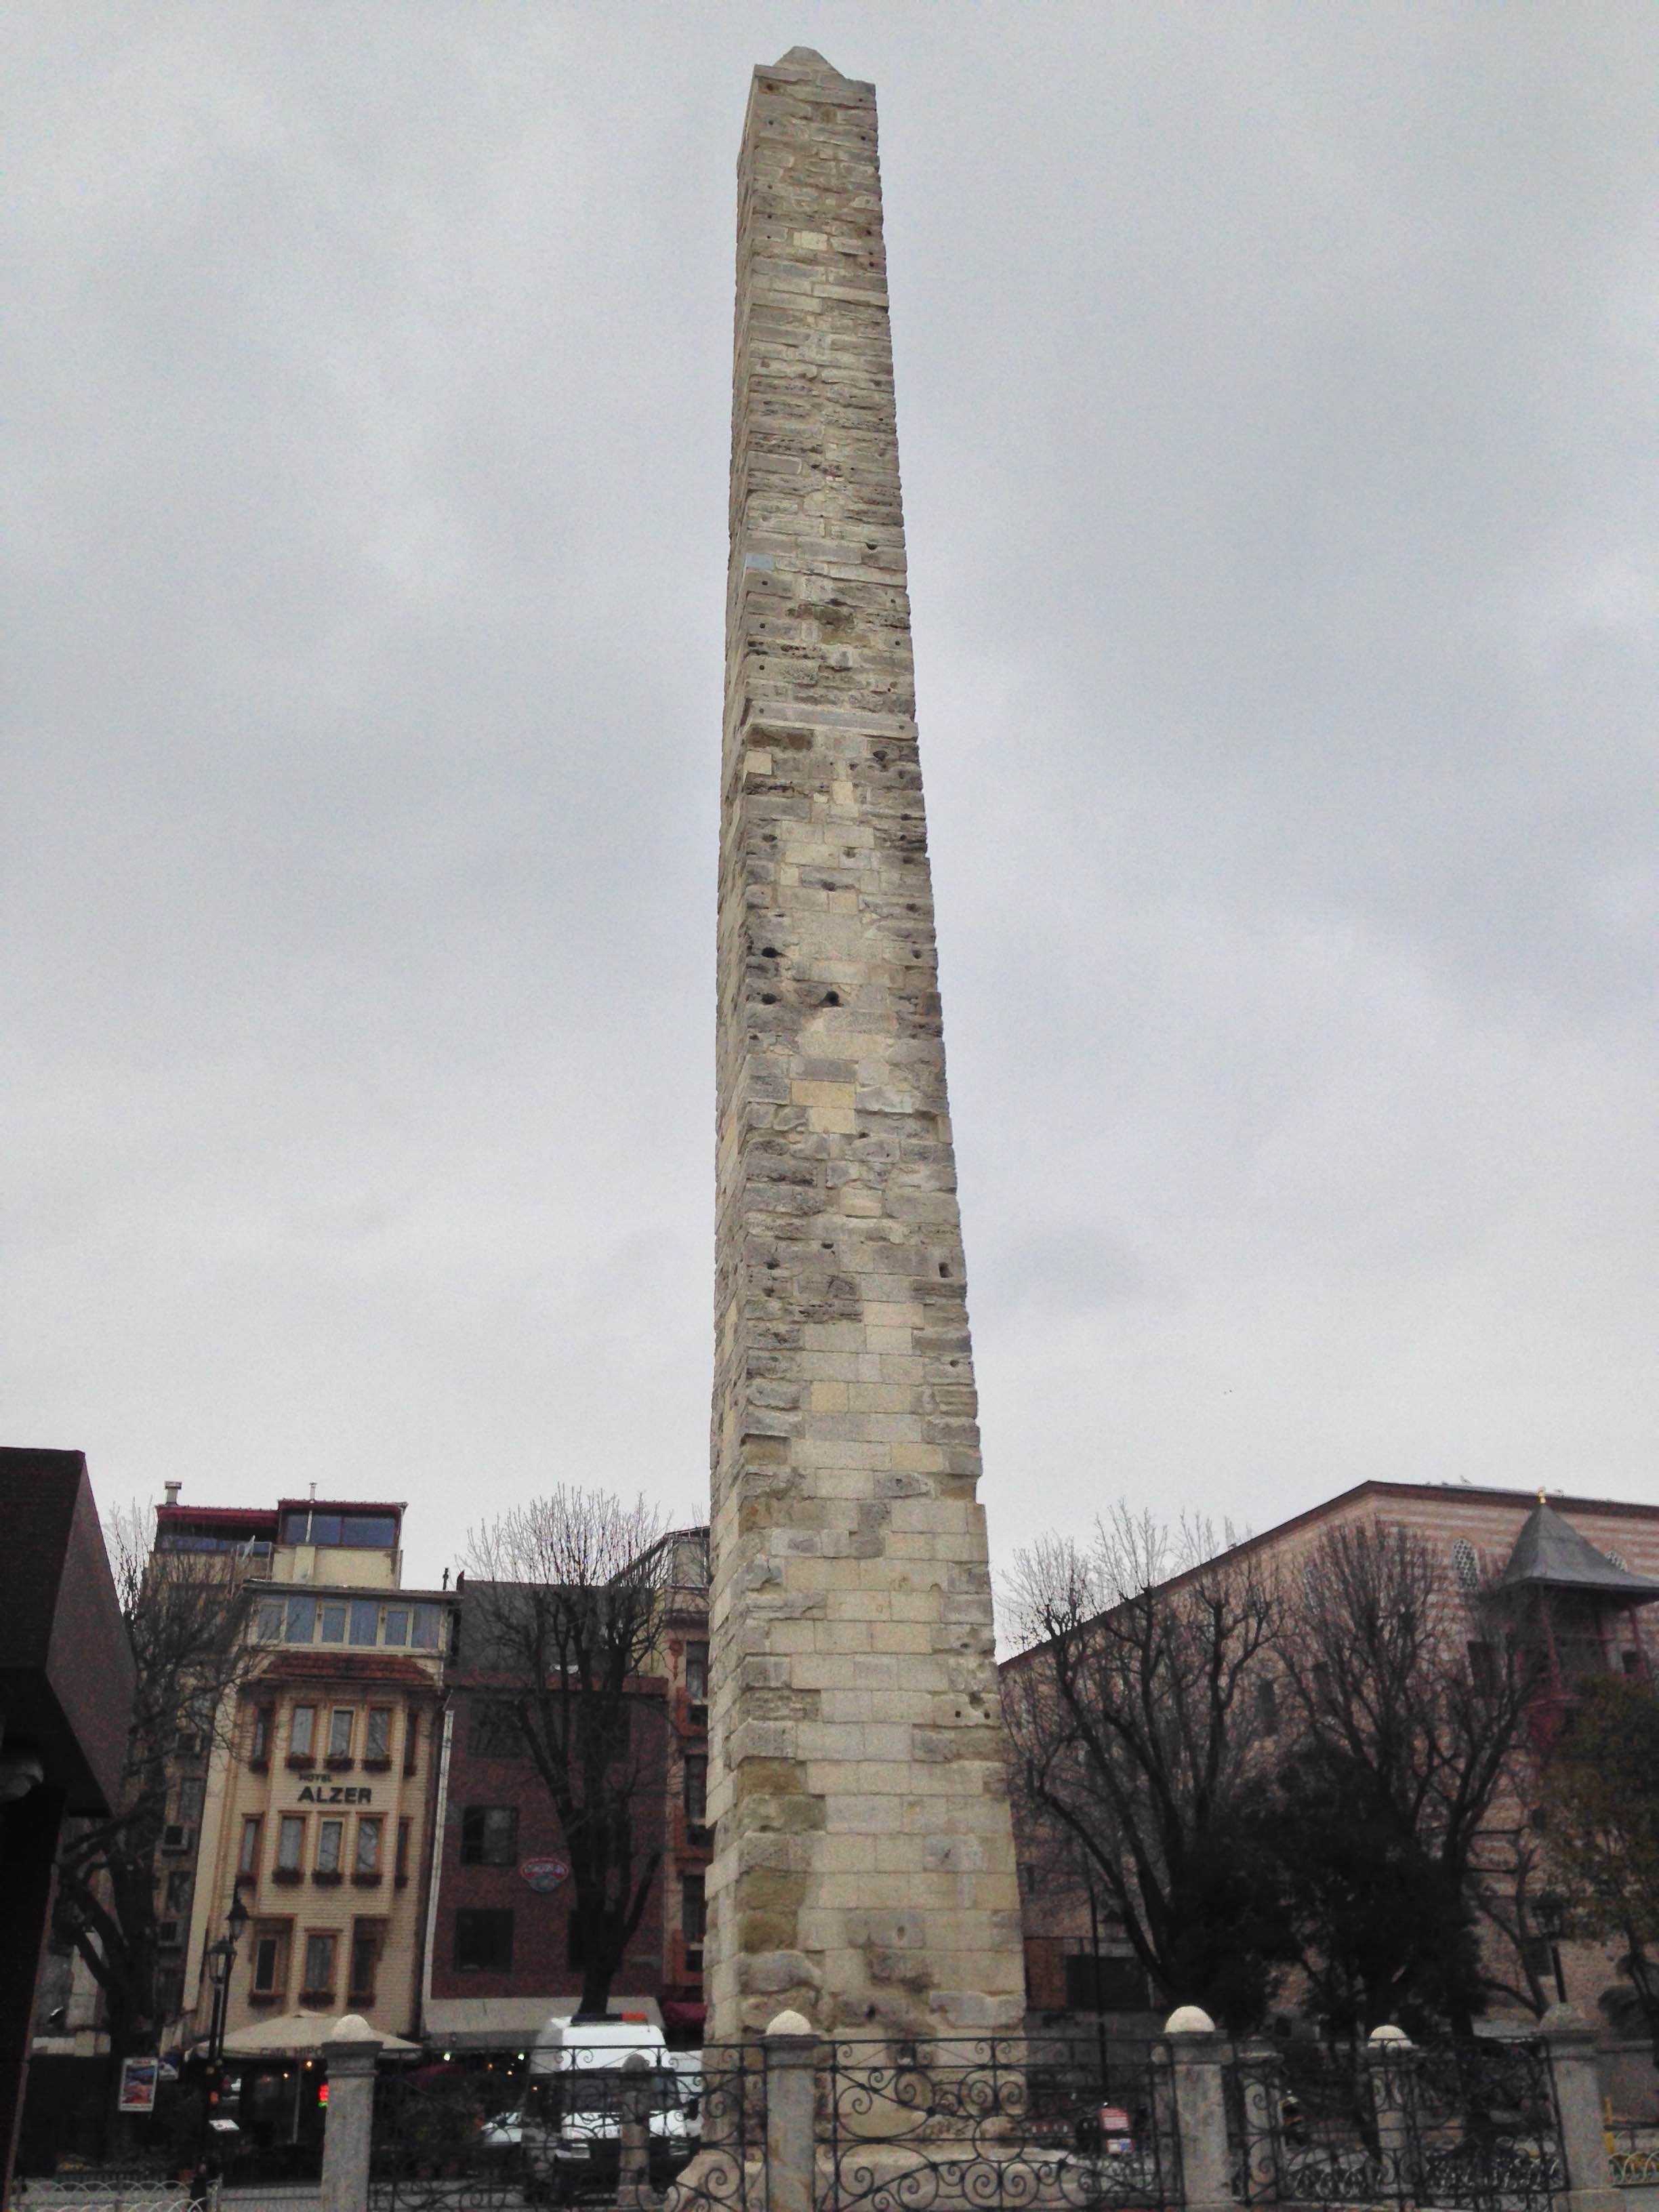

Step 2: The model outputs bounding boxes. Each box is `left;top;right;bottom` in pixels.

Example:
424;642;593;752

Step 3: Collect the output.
1006;1478;1659;2048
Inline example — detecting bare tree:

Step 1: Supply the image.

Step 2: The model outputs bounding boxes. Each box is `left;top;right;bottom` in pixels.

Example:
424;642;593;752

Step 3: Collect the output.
462;1490;672;2020
1270;1519;1539;2032
1002;1508;1284;2027
54;1506;256;2104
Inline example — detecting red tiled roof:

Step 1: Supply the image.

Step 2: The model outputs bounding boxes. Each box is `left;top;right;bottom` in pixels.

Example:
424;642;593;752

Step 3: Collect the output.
250;1652;436;1689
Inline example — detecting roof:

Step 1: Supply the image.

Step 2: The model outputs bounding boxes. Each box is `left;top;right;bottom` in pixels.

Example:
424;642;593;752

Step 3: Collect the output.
1498;1501;1659;1601
276;1500;407;1519
157;1505;279;1532
251;1652;439;1689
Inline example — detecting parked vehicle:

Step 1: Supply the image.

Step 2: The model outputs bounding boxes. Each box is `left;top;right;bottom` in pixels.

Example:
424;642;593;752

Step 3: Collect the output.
522;2019;694;2202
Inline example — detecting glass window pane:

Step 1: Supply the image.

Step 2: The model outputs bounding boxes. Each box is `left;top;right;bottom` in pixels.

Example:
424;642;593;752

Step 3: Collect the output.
277;1816;304;1871
350;1600;380;1647
285;1597;316;1645
309;1515;342;1546
382;1608;409;1647
303;1933;335;1990
319;1603;347;1644
411;1605;441;1650
356;1818;382;1874
239;1818;262;1876
256;1599;285;1641
329;1709;353;1757
317;1820;343;1873
341;1515;397;1548
365;1709;392;1760
280;1512;308;1543
290;1706;314;1758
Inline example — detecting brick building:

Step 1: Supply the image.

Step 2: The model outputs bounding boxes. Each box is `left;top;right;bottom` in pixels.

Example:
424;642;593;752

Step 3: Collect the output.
1005;1479;1659;2040
422;1529;711;2052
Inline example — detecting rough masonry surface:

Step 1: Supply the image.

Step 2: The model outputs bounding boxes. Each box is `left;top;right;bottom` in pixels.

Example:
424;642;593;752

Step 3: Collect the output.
705;46;1024;2041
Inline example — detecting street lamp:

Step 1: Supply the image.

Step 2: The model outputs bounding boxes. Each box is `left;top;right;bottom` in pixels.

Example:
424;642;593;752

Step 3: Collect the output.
206;1893;251;2070
1534;1889;1568;2005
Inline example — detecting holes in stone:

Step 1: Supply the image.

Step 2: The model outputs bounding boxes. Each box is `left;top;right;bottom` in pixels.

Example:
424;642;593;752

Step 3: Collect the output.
938;1263;949;1277
760;994;777;1005
761;947;779;958
823;991;840;1006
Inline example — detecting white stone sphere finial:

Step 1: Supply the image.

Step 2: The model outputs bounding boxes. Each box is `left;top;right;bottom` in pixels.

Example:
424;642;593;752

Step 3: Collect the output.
1164;2005;1216;2035
767;2009;815;2039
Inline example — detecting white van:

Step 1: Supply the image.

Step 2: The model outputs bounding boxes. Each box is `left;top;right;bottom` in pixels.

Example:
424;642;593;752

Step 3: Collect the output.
522;2018;694;2200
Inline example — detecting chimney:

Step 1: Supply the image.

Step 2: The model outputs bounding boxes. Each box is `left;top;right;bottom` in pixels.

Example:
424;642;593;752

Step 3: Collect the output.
163;1480;181;1507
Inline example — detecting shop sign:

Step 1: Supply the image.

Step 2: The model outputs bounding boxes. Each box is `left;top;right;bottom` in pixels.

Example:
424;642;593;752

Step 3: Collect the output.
520;1856;571;1894
117;2057;159;2113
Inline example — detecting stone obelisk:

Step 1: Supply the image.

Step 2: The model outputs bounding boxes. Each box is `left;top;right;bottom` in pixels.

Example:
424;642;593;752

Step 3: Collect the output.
706;47;1023;2042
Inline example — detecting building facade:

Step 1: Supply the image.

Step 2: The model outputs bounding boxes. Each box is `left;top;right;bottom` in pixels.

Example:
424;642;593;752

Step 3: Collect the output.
422;1530;710;2051
171;1496;457;2060
1005;1479;1659;2042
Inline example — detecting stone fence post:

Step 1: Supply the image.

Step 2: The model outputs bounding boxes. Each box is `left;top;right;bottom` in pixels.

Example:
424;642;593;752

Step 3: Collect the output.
764;2009;819;2212
1163;2007;1233;2212
320;2013;382;2212
1542;2003;1620;2212
1364;2024;1414;2191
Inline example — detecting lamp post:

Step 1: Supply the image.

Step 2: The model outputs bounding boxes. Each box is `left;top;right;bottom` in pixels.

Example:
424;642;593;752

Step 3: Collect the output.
1534;1889;1569;2005
206;1892;251;2071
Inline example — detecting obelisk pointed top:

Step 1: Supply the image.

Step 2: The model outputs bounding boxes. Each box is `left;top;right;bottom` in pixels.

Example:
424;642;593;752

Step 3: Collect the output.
772;45;843;75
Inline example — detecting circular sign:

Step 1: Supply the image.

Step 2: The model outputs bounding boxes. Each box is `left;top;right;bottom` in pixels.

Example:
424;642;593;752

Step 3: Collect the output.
520;1856;571;1894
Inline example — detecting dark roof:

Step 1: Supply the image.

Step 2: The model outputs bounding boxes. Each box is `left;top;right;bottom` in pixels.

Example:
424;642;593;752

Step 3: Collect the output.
1498;1501;1659;1601
157;1504;279;1532
276;1499;406;1519
251;1651;438;1689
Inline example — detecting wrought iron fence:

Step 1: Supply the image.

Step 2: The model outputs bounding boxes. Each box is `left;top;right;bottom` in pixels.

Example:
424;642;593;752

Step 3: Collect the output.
1226;2038;1563;2212
1604;2123;1659;2187
821;2034;1180;2212
371;2049;760;2212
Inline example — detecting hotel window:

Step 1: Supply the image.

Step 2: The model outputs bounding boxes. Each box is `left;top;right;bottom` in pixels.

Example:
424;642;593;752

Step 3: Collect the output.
277;1816;305;1873
403;1713;420;1776
349;1921;382;2002
461;1806;518;1867
316;1820;344;1875
685;1641;709;1703
319;1601;348;1644
396;1818;411;1883
365;1708;392;1761
251;1927;287;1996
285;1595;316;1644
350;1599;380;1647
302;1931;337;1999
178;1777;205;1825
356;1817;384;1876
256;1598;285;1641
454;1908;514;1973
329;1708;354;1759
165;1869;192;1912
290;1706;316;1760
250;1708;272;1763
683;1755;708;1826
411;1604;443;1650
239;1817;262;1877
382;1607;410;1647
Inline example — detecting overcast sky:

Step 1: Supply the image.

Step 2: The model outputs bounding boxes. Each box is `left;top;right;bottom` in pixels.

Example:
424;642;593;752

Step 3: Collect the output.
6;3;1658;1596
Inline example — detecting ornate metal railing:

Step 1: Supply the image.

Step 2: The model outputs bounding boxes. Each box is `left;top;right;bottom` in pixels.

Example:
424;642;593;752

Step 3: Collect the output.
1606;2125;1659;2186
1226;2038;1563;2212
821;2034;1180;2211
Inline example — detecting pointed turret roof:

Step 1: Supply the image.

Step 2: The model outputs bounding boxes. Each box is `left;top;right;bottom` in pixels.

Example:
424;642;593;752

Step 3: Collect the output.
1498;1500;1659;1601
